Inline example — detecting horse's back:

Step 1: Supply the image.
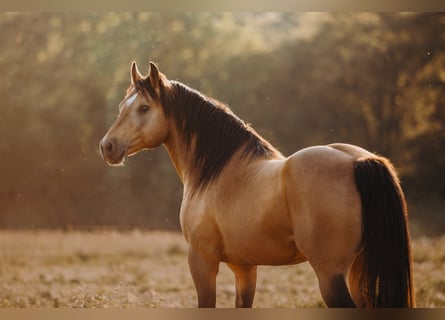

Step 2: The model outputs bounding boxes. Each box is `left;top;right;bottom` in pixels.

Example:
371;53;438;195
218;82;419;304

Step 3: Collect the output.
283;144;368;268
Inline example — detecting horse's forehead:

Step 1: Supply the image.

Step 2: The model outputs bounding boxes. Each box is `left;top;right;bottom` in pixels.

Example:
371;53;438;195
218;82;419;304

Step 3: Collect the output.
126;92;138;106
119;91;139;112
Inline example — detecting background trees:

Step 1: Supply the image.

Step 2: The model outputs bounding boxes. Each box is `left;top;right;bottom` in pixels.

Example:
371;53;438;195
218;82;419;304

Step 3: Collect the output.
0;13;443;234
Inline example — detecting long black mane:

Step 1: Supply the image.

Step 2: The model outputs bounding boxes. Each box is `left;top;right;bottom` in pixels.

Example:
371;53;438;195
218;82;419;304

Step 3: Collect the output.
136;79;281;191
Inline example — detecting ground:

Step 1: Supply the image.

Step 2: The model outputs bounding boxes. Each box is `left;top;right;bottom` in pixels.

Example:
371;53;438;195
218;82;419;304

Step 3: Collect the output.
0;230;444;308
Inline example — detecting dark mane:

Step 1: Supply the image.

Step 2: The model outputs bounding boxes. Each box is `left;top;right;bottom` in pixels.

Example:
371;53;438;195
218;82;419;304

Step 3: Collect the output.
137;79;281;191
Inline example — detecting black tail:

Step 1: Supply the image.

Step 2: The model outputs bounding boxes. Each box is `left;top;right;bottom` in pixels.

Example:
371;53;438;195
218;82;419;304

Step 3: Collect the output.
354;157;415;307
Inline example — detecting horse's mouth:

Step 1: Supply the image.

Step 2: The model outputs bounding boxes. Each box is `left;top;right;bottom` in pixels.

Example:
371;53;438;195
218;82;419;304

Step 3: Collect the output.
99;138;144;166
103;149;126;166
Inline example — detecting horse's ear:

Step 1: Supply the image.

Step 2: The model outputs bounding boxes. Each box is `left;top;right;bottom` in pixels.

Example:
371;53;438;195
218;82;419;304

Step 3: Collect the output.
147;61;160;88
131;61;143;85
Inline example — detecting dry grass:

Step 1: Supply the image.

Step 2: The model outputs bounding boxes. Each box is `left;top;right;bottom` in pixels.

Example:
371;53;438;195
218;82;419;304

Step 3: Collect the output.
0;230;443;308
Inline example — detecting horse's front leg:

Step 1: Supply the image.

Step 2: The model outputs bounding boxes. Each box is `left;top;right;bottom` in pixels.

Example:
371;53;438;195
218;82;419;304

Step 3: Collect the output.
227;263;258;307
188;246;220;307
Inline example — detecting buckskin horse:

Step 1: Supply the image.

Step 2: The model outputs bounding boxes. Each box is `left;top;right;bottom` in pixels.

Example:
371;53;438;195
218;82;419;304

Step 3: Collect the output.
99;61;415;308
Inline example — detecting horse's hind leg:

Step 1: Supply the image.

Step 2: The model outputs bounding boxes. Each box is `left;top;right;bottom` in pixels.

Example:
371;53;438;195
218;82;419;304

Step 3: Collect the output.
316;272;356;307
227;263;257;307
347;250;367;308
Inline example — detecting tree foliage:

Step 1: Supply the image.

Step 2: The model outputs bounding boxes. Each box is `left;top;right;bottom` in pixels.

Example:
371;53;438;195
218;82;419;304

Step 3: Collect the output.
0;13;444;233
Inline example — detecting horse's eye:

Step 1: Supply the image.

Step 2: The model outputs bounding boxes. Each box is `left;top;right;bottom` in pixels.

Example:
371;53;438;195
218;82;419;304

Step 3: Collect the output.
139;105;150;113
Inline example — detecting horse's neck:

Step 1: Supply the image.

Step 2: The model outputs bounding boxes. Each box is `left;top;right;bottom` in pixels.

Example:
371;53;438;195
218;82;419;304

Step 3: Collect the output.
162;99;284;190
163;125;195;186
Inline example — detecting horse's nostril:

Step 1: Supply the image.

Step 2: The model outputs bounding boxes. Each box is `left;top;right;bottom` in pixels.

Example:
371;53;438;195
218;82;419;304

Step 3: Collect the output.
105;141;114;153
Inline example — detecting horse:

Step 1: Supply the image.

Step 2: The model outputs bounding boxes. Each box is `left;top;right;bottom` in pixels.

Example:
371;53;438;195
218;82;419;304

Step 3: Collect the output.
99;61;415;308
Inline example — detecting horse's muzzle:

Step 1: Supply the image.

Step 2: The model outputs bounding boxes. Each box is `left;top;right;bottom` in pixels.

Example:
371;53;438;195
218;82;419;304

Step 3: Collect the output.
99;137;126;165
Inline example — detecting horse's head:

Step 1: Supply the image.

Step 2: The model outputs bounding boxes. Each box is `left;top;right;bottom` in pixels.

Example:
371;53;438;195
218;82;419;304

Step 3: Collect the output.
100;61;169;165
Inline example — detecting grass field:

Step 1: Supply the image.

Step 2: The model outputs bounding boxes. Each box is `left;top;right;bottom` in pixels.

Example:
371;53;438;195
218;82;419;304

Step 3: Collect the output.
0;230;444;308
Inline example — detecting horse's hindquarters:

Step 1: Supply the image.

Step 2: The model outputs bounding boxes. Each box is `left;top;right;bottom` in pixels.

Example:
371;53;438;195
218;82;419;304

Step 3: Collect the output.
283;146;363;279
